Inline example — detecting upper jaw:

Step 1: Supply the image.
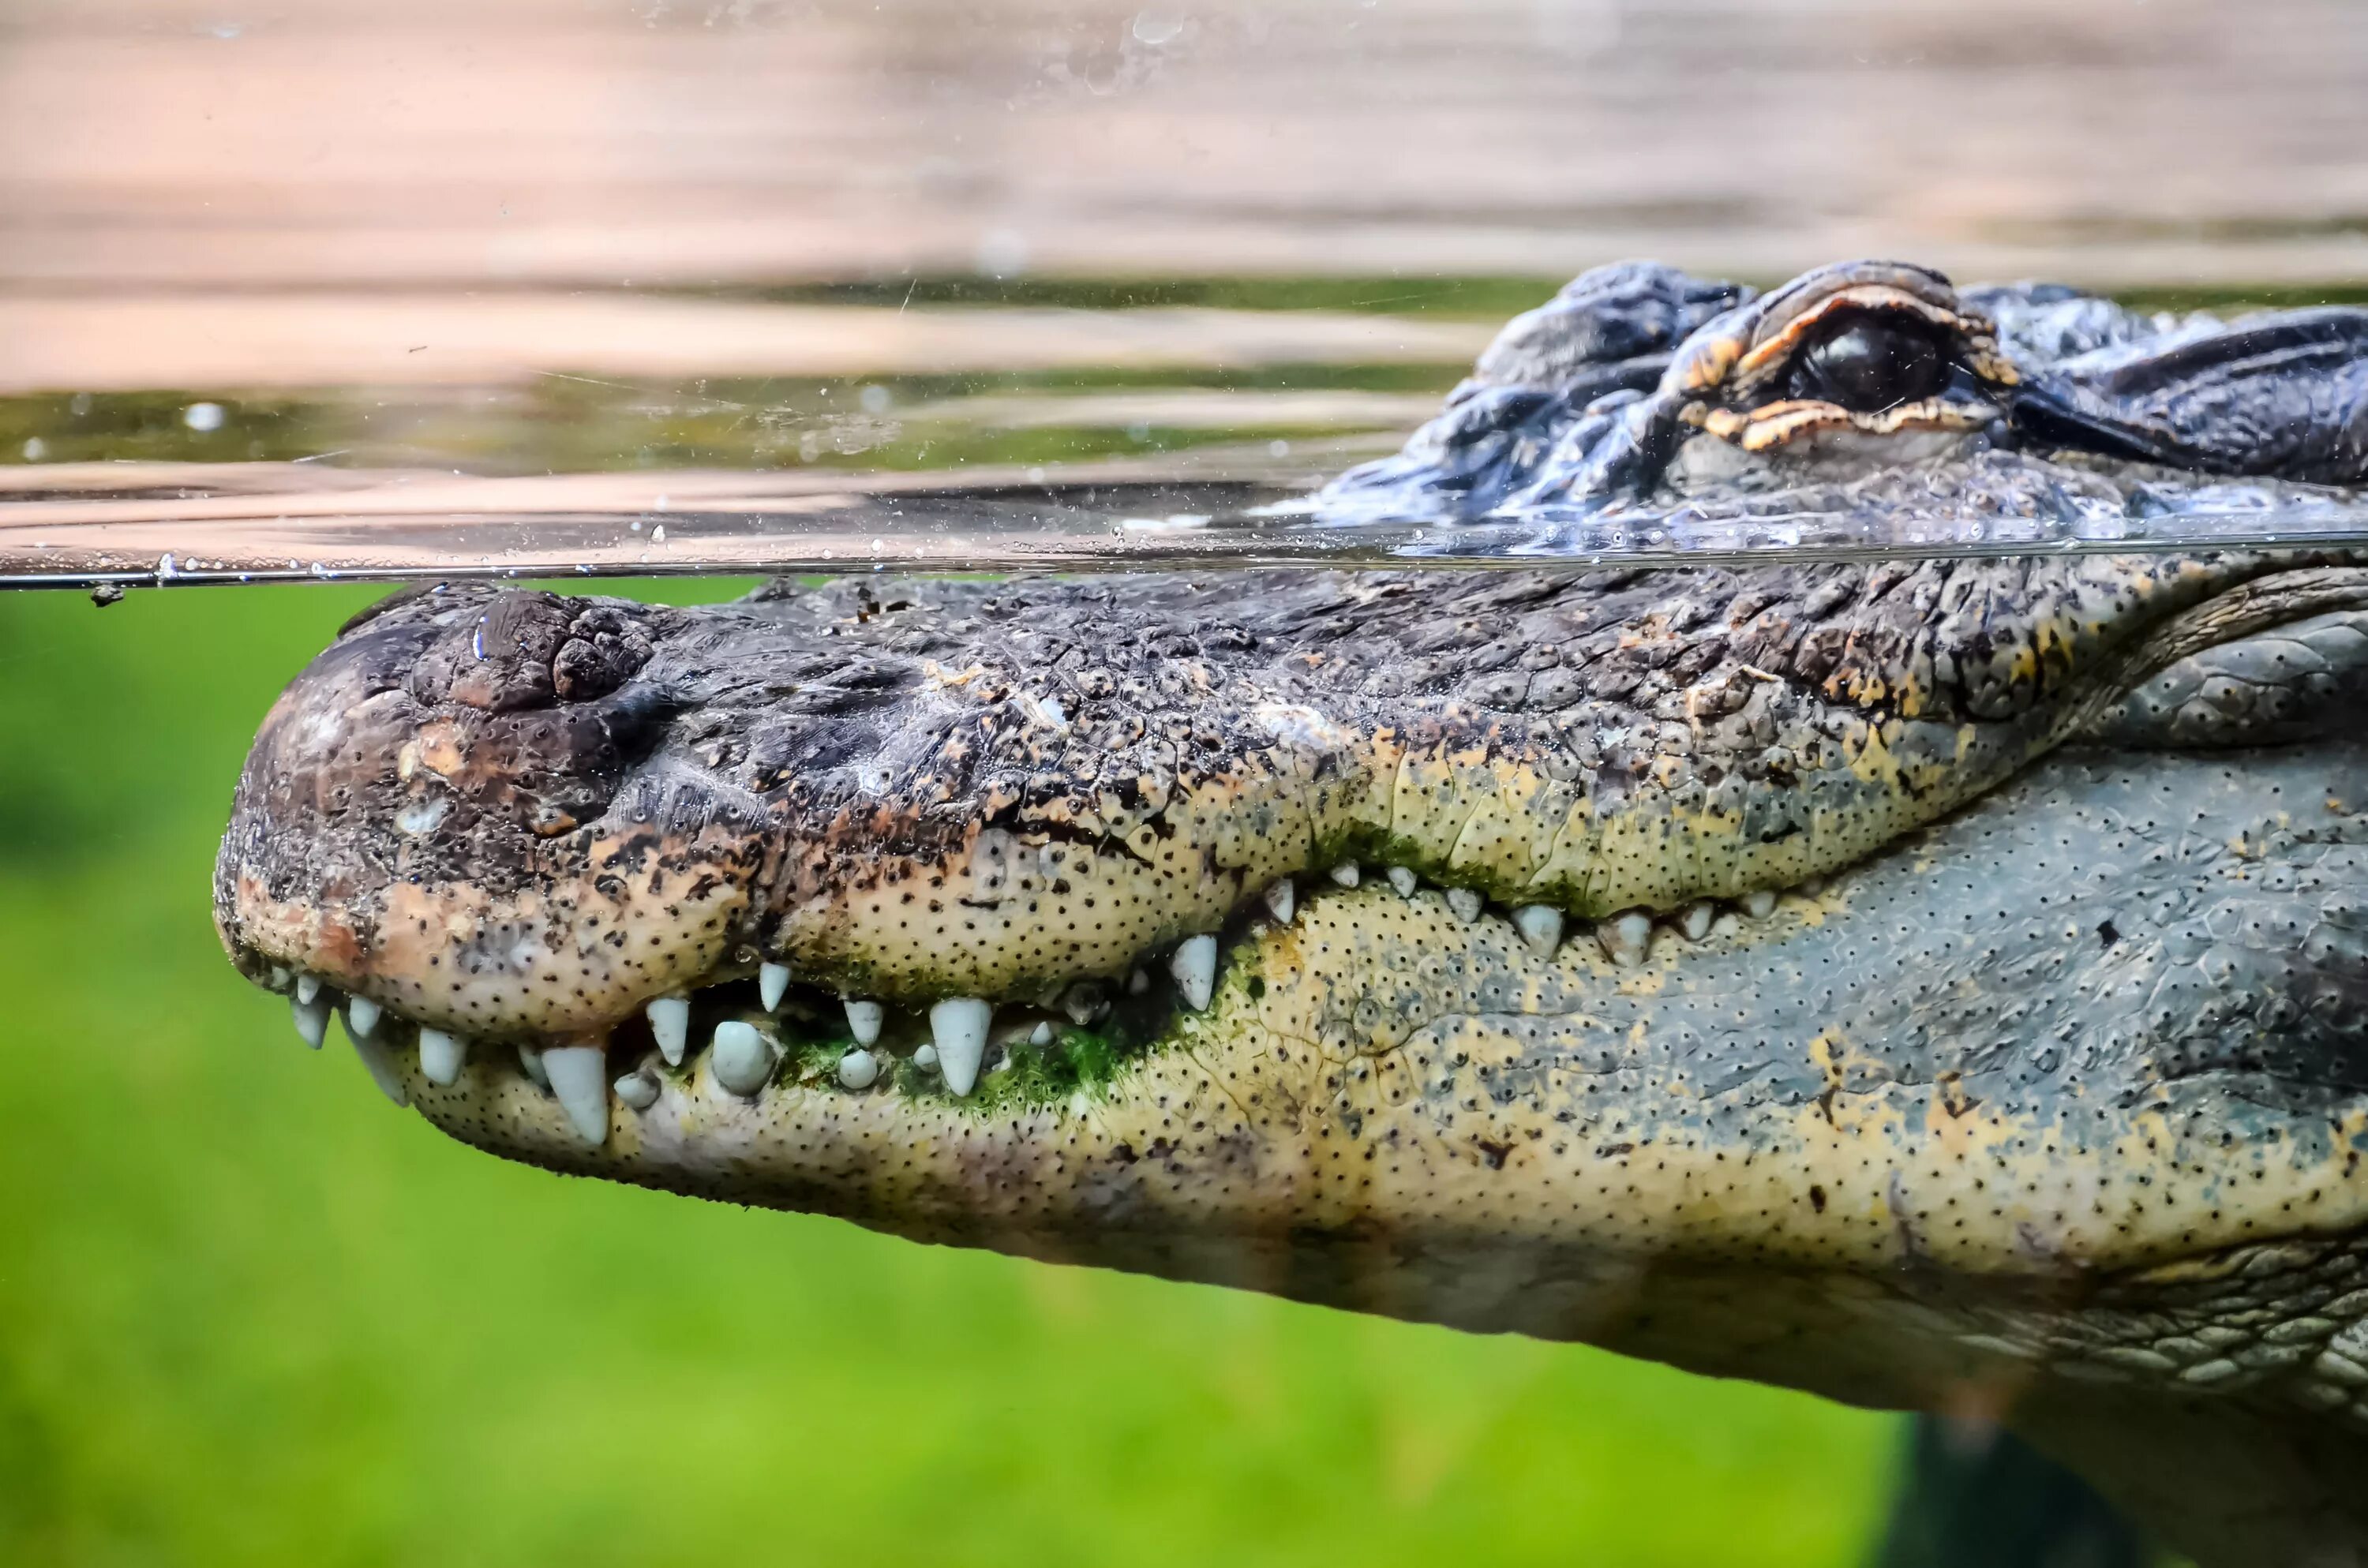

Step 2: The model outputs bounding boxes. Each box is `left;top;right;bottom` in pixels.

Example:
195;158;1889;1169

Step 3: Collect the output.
217;557;2368;1159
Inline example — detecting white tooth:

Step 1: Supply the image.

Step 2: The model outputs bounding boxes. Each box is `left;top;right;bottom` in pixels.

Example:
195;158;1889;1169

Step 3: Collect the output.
837;1049;880;1090
1679;901;1714;941
268;965;292;989
1712;912;1742;938
1596;910;1652;967
345;995;383;1038
914;1043;939;1070
845;999;884;1046
350;1031;410;1106
418;1028;466;1086
929;997;991;1096
294;973;323;1007
1128;967;1150;996
1262;878;1295;923
1328;861;1360;888
518;1042;551;1091
1446;888;1483;924
541;1044;609;1143
1743;889;1777;919
291;994;331;1050
1512;904;1563;955
759;961;792;1011
614;1072;659;1111
710;1020;775;1096
1029;1020;1055;1046
1169;934;1217;1011
1386;866;1418;898
645;995;691;1065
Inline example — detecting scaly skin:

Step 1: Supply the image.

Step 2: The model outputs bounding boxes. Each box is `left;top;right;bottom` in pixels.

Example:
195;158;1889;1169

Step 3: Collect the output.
216;262;2368;1566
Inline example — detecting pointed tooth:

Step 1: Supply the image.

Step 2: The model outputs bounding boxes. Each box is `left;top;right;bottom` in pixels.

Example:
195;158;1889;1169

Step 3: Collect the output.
518;1042;550;1091
1128;967;1150;996
1512;904;1563;955
1029;1020;1055;1046
268;965;292;990
541;1044;609;1143
837;1049;880;1090
1678;900;1714;941
418;1027;466;1086
914;1043;939;1070
1596;910;1652;968
1743;889;1777;919
759;961;791;1012
291;994;331;1050
614;1071;659;1111
845;998;883;1046
1384;865;1418;898
1168;934;1218;1011
710;1020;775;1096
1262;878;1295;923
1712;911;1742;938
644;995;690;1065
929;997;991;1096
1446;888;1483;924
350;1030;410;1106
1328;861;1360;888
345;995;383;1038
294;973;323;1006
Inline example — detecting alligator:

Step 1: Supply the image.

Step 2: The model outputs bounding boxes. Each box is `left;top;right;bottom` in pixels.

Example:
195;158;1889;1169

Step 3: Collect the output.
216;261;2368;1566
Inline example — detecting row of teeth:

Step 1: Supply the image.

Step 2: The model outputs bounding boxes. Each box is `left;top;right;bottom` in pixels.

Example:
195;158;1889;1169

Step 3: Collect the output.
1290;859;1821;967
272;860;1823;1149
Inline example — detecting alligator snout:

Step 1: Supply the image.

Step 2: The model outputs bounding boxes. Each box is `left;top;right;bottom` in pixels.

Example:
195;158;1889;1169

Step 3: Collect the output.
217;586;756;1054
219;546;2368;1159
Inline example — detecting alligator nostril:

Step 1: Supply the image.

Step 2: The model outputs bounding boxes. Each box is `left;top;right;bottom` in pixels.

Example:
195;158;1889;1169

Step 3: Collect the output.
552;629;650;702
408;592;657;712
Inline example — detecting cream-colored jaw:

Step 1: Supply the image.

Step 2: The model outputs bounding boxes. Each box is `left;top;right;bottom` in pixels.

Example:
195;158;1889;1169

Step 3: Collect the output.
383;884;2368;1325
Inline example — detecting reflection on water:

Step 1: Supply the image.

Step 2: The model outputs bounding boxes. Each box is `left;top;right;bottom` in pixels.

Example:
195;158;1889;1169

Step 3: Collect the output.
7;0;2368;583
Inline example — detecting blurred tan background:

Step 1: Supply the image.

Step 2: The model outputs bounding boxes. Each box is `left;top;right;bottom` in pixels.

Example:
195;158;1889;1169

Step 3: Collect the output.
4;0;2367;392
9;0;2368;288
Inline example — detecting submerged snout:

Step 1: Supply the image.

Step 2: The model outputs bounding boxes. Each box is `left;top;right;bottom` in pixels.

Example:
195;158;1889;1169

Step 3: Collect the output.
215;585;759;1042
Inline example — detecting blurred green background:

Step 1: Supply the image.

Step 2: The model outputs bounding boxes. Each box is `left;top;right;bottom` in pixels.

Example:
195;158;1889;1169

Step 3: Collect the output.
0;580;1898;1566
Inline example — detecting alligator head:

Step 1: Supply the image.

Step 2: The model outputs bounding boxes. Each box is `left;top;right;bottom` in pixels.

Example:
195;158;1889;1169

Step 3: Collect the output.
217;261;2368;1567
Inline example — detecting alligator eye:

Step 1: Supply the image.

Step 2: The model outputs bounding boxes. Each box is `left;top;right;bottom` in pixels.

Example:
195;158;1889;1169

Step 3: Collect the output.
1787;317;1949;413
